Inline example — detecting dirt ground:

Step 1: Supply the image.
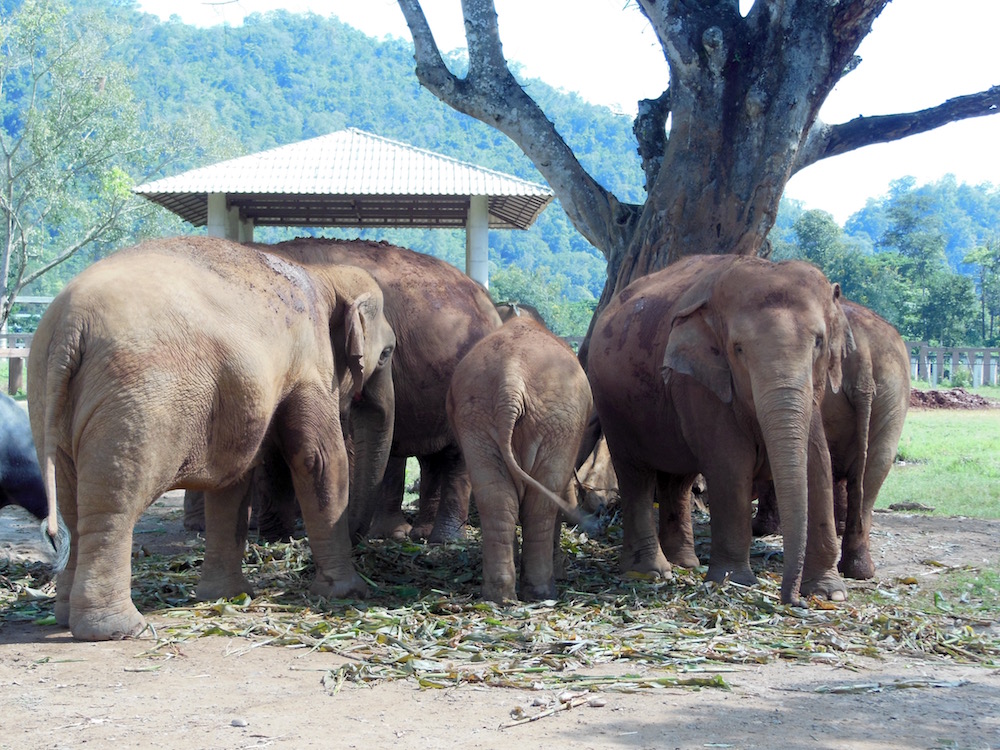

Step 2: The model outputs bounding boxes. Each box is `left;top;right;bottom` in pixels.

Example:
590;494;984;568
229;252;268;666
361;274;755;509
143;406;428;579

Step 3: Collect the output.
1;394;998;750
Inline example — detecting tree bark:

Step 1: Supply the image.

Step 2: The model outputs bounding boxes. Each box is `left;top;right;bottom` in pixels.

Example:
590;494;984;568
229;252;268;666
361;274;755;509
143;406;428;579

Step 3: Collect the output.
396;0;1000;352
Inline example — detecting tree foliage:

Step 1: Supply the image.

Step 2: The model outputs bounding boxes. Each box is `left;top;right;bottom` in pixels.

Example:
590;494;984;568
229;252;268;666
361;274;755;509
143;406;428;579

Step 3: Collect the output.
0;0;228;327
774;176;1000;347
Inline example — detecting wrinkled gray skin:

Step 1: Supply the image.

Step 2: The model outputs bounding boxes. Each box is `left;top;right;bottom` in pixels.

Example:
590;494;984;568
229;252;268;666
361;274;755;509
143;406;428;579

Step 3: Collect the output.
0;393;48;522
447;316;593;602
587;255;854;605
28;237;395;640
753;300;910;580
255;239;502;543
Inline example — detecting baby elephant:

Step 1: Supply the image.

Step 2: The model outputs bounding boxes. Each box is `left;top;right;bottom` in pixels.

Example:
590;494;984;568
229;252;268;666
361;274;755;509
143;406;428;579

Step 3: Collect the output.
447;316;592;602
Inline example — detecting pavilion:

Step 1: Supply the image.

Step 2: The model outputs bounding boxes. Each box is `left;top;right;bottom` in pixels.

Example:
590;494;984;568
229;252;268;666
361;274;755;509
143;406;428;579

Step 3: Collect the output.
133;127;554;288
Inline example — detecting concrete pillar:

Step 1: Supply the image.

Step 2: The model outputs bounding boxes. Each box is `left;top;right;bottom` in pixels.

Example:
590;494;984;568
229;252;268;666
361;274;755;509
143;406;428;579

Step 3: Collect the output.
465;195;489;289
226;205;241;240
239;218;254;243
207;193;228;238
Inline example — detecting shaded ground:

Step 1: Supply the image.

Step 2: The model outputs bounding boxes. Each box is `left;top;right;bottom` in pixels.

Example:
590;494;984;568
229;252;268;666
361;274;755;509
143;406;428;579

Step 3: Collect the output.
1;391;998;750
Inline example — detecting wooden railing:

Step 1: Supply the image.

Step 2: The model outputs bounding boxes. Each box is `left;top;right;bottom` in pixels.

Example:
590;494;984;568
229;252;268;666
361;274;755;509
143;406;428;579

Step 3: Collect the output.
0;333;31;395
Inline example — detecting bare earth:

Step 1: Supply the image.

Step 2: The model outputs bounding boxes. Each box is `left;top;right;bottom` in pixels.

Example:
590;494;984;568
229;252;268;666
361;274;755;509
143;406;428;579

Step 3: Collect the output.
1;396;998;750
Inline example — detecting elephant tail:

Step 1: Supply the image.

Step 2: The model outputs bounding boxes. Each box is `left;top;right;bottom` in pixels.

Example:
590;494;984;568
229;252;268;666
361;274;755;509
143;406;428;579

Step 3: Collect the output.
37;319;81;573
495;404;599;536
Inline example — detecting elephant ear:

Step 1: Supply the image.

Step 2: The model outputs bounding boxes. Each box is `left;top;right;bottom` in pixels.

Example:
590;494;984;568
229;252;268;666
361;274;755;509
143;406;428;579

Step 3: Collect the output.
826;284;856;394
344;292;372;397
662;300;733;404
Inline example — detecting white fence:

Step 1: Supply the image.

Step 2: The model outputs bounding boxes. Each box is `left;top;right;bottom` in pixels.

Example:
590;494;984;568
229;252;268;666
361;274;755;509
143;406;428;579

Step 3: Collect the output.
908;342;1000;387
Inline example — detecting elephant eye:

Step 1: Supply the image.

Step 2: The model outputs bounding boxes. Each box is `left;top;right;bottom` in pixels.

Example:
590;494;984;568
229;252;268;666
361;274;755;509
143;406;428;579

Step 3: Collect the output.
379;345;394;366
733;343;744;356
814;334;824;350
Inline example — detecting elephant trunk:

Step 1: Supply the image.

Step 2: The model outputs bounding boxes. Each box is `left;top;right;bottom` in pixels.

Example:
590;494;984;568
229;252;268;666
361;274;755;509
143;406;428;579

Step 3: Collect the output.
753;381;813;605
347;370;395;543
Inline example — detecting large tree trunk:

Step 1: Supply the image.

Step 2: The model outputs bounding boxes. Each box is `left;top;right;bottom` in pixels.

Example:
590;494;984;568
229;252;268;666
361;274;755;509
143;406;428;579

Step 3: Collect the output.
397;0;1000;354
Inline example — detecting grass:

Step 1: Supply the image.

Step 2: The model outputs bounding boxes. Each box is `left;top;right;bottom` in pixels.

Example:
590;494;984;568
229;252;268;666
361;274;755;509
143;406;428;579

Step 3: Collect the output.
878;409;1000;519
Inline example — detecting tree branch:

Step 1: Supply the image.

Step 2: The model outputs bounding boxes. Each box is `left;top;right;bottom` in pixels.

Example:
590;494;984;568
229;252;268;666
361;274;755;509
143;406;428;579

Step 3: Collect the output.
396;0;637;259
794;85;1000;174
633;89;671;194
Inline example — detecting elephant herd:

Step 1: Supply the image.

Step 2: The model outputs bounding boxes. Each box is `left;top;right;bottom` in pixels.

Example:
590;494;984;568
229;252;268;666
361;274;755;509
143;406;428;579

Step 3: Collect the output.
19;237;909;640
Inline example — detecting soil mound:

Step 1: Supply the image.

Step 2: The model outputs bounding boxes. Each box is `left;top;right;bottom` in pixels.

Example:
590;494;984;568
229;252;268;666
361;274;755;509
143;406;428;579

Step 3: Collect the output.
909;387;999;409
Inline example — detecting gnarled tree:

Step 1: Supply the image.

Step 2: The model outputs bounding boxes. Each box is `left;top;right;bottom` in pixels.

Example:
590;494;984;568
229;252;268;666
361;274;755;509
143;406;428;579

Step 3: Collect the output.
396;0;1000;355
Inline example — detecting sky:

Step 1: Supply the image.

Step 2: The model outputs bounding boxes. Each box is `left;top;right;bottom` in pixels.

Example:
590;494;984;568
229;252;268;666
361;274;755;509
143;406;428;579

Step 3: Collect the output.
136;0;1000;224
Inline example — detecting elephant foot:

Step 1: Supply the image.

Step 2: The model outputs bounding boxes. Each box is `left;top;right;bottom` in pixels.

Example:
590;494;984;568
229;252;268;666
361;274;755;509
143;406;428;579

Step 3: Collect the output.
706;562;757;588
662;543;700;570
520;579;557;602
369;511;412;541
407;520;434;541
69;605;147;641
801;568;848;601
621;546;673;581
309;569;368;600
425;521;467;544
195;575;254;602
751;512;781;537
481;579;517;604
839;547;875;580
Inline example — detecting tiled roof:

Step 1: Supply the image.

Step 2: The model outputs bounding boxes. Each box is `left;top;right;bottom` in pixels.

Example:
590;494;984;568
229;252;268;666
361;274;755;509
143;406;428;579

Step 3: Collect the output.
134;128;554;230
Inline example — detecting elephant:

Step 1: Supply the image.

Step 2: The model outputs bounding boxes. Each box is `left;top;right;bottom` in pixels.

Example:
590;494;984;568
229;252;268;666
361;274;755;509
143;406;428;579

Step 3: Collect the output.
573;432;619;516
446;315;593;602
248;238;503;543
586;254;854;605
752;299;910;580
27;236;395;640
0;393;47;523
0;393;68;563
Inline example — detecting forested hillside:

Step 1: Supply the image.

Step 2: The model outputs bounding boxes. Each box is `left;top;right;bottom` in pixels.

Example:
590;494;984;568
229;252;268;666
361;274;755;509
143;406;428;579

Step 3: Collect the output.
123;4;640;309
3;0;998;344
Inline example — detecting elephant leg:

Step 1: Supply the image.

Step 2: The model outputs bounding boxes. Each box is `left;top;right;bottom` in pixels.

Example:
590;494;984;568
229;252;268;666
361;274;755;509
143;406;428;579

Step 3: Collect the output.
183;489;205;532
751;480;782;536
66;467;149;640
421;445;471;544
801;415;847;600
840;460;886;580
277;387;366;599
475;480;519;603
53;457;77;629
196;478;254;601
701;466;757;588
252;456;300;543
616;459;671;579
367;456;411;540
833;478;848;537
656;472;700;568
519;487;561;602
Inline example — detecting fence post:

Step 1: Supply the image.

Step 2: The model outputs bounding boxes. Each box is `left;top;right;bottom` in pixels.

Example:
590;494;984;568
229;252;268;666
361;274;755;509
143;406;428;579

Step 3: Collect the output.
7;357;23;395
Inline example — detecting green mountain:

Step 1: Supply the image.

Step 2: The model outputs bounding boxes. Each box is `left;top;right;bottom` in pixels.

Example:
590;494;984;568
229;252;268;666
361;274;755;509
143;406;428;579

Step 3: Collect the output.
114;4;647;303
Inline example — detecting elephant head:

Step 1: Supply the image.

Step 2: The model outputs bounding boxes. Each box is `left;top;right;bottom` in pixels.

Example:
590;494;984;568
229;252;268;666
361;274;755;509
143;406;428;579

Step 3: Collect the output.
276;259;397;538
662;257;854;603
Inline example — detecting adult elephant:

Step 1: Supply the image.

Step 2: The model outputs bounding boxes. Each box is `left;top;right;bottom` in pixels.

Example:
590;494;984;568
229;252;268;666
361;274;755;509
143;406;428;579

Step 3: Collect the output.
587;254;854;605
28;236;395;640
260;239;502;542
447;315;593;602
753;300;910;580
